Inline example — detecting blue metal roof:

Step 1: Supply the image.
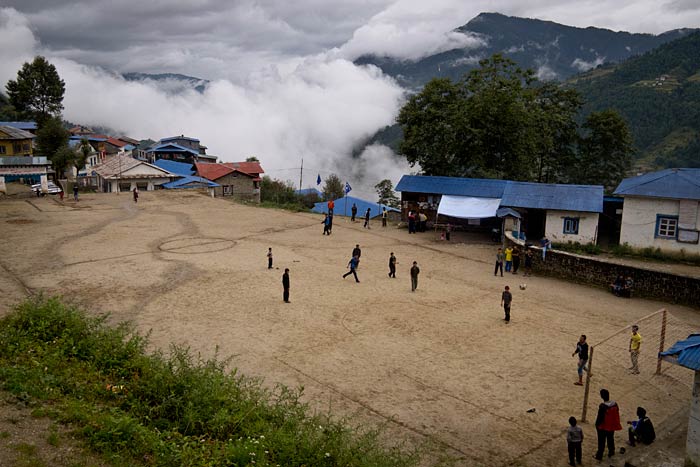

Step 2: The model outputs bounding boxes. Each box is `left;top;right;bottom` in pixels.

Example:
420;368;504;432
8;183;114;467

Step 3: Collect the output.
69;135;106;142
396;175;604;213
311;195;400;218
153;159;195;176
502;181;603;213
161;175;219;189
161;135;200;143
614;169;700;201
396;175;507;198
0;121;37;130
146;143;199;155
660;334;700;370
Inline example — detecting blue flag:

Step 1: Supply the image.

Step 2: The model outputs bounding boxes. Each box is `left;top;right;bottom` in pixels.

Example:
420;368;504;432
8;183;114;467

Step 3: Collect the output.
316;174;321;185
344;182;352;194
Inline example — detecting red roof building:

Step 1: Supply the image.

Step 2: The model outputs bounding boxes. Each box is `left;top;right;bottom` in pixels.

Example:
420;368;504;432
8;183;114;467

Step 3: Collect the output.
195;161;263;202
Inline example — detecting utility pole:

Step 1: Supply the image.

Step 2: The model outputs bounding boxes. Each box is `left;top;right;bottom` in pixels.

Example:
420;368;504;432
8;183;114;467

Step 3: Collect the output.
299;158;303;191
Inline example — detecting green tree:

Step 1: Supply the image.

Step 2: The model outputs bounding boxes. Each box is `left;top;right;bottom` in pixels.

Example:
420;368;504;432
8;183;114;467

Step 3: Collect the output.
322;174;344;201
6;56;65;124
51;145;76;180
260;176;297;204
74;138;92;175
36;116;70;176
374;179;400;208
578;110;634;192
246;156;259;162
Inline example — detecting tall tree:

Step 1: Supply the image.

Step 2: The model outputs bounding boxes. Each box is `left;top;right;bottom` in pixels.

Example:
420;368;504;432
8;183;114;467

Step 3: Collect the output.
578;110;634;192
6;56;65;124
322;174;344;201
36;116;70;173
375;179;400;208
73;138;92;175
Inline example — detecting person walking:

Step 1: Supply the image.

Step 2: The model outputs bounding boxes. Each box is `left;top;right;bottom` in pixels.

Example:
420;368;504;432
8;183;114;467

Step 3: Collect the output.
267;247;273;269
594;389;622;461
363;208;371;229
566;416;584;467
351;203;357;222
73;183;79;202
343;255;360;282
322;214;330;235
501;285;512;323
410;261;420;291
572;335;589;386
512;247;521;274
282;268;290;303
629;325;642;374
352;244;361;268
388;252;397;278
327;199;334;216
328;213;333;234
381;207;387;227
408;211;416;234
524;248;533;276
132;187;139;203
494;248;504;277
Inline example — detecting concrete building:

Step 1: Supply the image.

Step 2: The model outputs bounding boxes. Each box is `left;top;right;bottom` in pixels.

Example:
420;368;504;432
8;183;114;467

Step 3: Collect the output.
395;175;603;244
93;155;173;192
614;169;700;253
146;135;218;164
194;161;263;202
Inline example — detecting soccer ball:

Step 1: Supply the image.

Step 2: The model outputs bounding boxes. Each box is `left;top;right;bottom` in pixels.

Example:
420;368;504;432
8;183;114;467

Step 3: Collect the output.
519;284;527;290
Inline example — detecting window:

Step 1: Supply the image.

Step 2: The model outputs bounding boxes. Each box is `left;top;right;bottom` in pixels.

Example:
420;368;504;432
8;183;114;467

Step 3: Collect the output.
0;146;5;154
563;217;579;235
223;185;232;195
655;215;678;239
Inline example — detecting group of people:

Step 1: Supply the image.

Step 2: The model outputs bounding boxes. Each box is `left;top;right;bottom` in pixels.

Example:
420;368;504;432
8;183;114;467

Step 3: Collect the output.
406;210;427;234
348;203;388;230
566;389;655;466
610;275;634;298
494;246;533;277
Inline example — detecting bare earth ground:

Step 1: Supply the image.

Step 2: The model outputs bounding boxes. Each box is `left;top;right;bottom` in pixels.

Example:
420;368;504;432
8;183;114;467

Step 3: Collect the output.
0;189;698;467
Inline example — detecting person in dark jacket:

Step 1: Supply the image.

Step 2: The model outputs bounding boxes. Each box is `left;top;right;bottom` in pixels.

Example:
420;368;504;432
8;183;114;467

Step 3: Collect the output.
388;252;397;278
352;244;361;268
627;407;655;447
282;268;290;303
343;256;360;282
410;261;420;291
322;214;330;235
351;203;357;222
594;389;622;460
572;334;589;386
267;247;273;269
363;208;371;229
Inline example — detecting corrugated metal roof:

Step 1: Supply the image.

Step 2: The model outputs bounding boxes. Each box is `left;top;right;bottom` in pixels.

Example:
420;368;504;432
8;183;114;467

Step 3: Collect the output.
0;121;37;131
162;175;219;189
195;162;235;181
146;143;199;155
161;135;200;143
93;155;172;179
153;159;194;176
614;168;700;201
222;161;264;175
311;195;400;218
0;125;35;140
503;181;603;213
69;135;107;142
396;175;507;198
660;334;700;370
396;175;604;213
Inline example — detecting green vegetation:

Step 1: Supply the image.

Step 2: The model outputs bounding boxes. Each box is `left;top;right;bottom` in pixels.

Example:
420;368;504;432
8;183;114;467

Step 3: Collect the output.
553;241;700;266
398;54;633;190
322;174;344;201
374;179;400;208
5;56;65;125
259;176;318;211
0;298;421;467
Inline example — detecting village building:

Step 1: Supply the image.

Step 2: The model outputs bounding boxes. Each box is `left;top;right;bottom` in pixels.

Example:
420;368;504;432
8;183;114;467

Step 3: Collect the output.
395;175;603;244
194;161;263;202
93;154;173;193
153;159;220;191
0;121;38;135
0;125;34;157
614;168;700;253
146;135;218;164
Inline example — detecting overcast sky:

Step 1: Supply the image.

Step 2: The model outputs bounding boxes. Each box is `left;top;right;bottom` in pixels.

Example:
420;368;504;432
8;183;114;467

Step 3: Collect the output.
1;0;699;197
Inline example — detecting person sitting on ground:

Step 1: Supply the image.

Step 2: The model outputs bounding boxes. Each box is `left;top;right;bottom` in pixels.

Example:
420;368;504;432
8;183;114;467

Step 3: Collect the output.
621;276;634;298
627;407;655;447
610;275;624;296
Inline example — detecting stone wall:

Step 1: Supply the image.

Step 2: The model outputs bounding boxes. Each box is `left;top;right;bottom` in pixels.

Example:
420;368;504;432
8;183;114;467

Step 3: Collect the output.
506;236;700;308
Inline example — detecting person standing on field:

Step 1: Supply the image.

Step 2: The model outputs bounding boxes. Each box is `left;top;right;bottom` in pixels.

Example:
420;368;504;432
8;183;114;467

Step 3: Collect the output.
351;203;357;222
388;252;397;278
501;285;512;323
352;244;361;268
566;416;584;467
524;248;533;276
594;388;622;461
629;325;642;374
512;247;520;274
504;246;513;272
132;187;139;203
282;268;290;303
494;248;504;277
267;247;273;269
572;335;589;386
382;207;387;227
410;261;420;291
364;208;371;229
73;183;79;202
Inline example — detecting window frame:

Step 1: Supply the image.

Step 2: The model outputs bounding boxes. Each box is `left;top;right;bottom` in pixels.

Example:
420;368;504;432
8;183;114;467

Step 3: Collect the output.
655;214;678;239
562;217;580;235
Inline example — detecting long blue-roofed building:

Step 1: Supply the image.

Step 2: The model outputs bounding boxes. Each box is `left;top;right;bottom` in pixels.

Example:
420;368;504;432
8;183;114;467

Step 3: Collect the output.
396;175;604;244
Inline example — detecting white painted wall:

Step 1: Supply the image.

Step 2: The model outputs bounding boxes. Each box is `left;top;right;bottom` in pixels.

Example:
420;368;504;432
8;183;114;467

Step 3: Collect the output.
545;210;599;244
107;177;170;192
619;196;700;253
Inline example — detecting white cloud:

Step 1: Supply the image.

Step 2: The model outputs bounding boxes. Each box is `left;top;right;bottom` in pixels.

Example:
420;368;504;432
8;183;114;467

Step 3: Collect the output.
571;56;606;72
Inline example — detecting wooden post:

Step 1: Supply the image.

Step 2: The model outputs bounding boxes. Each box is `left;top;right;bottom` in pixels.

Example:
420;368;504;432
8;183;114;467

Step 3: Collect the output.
656;308;668;375
582;346;594;423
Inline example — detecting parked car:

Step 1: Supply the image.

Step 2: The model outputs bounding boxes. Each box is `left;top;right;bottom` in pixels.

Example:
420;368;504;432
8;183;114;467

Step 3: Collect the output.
31;181;62;195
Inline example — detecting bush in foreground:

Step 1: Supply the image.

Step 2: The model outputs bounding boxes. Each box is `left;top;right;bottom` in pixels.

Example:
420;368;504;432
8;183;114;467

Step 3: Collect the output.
0;297;420;467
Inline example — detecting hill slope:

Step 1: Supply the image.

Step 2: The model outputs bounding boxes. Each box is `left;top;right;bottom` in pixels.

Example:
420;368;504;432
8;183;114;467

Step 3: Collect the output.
570;31;700;169
356;12;697;88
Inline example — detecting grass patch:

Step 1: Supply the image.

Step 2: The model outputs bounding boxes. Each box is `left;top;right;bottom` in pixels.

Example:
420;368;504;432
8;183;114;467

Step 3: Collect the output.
259;200;310;212
0;430;10;439
0;297;423;467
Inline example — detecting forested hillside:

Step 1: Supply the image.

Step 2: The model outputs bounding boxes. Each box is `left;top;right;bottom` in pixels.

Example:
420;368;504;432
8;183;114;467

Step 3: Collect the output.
570;31;700;169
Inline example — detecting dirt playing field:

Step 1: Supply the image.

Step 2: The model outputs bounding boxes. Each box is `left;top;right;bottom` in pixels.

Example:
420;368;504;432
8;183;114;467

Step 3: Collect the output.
0;189;698;466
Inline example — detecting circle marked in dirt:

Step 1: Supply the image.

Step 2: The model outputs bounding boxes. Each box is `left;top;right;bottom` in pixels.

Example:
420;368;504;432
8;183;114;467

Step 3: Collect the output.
158;237;236;254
